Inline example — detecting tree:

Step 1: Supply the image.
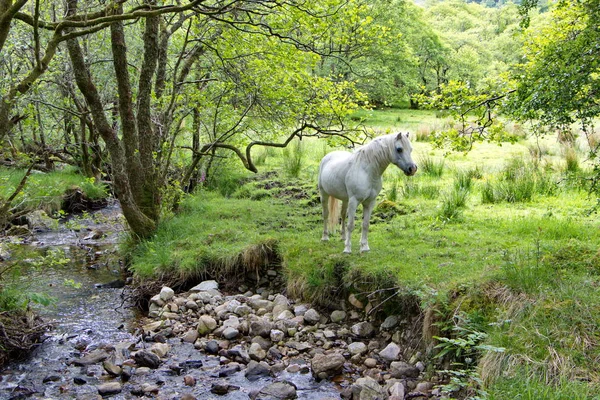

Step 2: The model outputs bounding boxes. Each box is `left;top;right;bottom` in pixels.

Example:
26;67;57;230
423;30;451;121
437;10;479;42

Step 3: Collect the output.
2;0;369;239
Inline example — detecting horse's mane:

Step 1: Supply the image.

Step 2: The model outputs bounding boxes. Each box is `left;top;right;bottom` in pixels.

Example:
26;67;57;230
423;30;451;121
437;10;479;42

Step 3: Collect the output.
354;134;396;166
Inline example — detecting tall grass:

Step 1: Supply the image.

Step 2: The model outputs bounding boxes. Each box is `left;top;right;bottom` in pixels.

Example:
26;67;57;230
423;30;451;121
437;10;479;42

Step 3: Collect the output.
481;157;557;204
282;139;304;178
419;155;445;177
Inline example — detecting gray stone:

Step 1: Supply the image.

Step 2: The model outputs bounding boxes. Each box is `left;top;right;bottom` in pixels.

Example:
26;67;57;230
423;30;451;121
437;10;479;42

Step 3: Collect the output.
364;358;377;368
348;341;368;356
197;315;217;334
97;382;122;396
223;315;241;330
293;304;309;317
348;293;364;309
257;381;297;399
159;286;175;302
133;350;161;369
249;342;267;361
270;329;285;342
330;310;346;323
352;376;384;400
150;343;170;358
310;352;345;379
389;361;420;378
190;280;219;292
275;310;294;321
245;360;271;381
71;350;109;366
102;361;122;376
303;309;320;325
389;382;405;399
381;315;400;330
228;345;251;363
351;321;375;338
222;327;240;340
379;342;401;361
182;329;199;343
250;318;273;338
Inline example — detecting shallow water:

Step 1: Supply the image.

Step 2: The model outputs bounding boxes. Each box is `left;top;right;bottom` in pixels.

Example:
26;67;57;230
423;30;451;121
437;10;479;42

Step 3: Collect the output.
0;203;342;399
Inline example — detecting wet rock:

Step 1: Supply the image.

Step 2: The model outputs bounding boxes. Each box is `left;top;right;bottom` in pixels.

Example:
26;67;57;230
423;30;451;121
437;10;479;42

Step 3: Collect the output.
73;376;87;385
142;320;164;334
303;309;320;325
97;382;122;396
140;382;160;394
150;342;170;358
181;395;197;400
180;359;203;370
331;310;346;323
389;361;420;378
245;360;271;381
379;342;401;361
351;376;385;400
351;322;375;338
190;280;219;292
311;352;345;379
218;363;241;377
197;315;217;334
102;360;122;376
184;375;196;386
133;350;161;369
228;345;251;363
211;383;240;395
72;349;109;366
256;381;297;399
42;374;61;383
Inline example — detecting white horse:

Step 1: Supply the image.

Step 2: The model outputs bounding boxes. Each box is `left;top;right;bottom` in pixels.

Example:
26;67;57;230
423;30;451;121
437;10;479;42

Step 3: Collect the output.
318;132;417;253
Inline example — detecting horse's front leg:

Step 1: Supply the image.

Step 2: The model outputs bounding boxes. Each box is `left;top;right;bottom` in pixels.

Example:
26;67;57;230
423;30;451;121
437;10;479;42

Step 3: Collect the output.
344;198;359;254
360;199;377;253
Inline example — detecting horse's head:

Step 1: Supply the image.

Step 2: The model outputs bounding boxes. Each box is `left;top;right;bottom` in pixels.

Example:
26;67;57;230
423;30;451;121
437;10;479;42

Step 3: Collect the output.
391;132;417;176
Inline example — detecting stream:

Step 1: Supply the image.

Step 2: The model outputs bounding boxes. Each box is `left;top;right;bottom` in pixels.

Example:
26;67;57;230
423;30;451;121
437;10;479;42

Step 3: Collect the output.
0;202;342;399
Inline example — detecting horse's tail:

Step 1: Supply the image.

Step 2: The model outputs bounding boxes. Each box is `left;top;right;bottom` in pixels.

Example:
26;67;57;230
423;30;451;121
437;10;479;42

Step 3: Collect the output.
327;196;340;233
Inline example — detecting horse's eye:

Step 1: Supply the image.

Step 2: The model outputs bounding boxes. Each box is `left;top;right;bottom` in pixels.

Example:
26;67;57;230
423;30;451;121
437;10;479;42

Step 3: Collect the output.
396;147;403;153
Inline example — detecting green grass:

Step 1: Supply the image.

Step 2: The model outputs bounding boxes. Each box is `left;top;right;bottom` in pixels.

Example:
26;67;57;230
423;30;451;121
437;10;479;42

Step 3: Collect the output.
0;167;108;214
130;107;600;398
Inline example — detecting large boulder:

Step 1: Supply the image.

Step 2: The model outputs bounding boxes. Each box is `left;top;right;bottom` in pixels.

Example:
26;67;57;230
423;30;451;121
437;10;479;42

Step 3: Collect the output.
310;352;345;380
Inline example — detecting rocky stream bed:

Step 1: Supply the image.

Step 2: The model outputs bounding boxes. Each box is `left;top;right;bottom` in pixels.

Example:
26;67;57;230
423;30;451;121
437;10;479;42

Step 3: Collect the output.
0;203;445;400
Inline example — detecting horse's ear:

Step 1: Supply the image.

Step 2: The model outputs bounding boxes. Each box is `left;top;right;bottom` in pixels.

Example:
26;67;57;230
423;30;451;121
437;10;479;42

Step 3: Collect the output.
395;132;403;140
406;132;410;138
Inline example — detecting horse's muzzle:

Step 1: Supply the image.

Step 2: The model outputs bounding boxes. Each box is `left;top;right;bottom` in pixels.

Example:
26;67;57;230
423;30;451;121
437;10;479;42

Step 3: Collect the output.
404;164;418;176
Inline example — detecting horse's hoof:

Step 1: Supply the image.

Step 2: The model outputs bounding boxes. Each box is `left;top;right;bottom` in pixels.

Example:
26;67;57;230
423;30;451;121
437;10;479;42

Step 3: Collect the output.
343;249;352;254
321;237;329;242
360;248;370;253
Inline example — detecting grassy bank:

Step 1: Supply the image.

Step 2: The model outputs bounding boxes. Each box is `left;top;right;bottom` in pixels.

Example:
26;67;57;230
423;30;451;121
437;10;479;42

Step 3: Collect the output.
130;109;600;398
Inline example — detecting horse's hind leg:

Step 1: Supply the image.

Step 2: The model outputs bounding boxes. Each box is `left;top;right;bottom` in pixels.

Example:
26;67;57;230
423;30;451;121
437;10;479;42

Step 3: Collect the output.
320;191;330;241
340;200;348;241
360;198;377;253
344;198;359;253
